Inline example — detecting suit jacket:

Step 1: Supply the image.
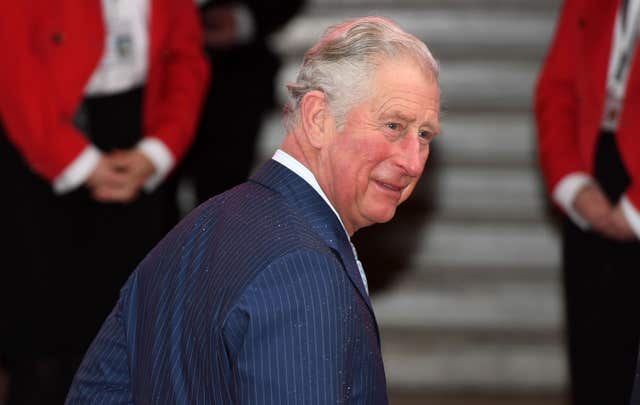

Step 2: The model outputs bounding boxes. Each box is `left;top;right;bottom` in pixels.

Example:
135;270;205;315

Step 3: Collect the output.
0;0;209;182
535;0;640;207
65;160;389;404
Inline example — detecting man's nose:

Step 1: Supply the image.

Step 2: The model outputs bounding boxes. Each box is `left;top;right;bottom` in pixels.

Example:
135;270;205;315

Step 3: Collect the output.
397;136;426;177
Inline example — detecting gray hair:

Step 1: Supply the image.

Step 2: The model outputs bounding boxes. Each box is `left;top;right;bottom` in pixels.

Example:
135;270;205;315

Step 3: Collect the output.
283;16;439;132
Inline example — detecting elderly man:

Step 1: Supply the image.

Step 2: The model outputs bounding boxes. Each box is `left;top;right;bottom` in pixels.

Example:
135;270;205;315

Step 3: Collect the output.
66;16;440;404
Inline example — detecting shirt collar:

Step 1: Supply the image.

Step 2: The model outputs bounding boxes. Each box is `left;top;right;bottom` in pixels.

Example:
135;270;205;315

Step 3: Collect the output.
272;149;349;237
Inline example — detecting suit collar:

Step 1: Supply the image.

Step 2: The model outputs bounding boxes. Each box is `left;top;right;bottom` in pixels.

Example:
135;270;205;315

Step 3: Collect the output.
249;159;375;315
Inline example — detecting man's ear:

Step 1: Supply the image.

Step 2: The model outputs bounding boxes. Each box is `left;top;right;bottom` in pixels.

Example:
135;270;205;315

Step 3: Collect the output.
300;90;333;149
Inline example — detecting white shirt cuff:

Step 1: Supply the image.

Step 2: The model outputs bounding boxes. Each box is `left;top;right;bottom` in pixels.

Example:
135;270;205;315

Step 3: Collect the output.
232;3;255;44
53;145;102;194
552;172;594;230
620;196;640;239
137;137;174;191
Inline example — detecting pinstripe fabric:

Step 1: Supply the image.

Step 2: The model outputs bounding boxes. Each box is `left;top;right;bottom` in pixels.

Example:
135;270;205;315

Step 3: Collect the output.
66;160;388;404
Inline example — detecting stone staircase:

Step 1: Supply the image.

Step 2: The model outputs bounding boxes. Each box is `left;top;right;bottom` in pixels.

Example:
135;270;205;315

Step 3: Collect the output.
257;0;566;401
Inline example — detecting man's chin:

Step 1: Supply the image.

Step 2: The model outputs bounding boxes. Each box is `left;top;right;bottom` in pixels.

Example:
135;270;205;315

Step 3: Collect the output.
366;206;398;226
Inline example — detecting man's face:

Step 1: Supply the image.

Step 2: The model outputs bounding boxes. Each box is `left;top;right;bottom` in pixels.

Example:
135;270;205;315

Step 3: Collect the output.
318;56;440;235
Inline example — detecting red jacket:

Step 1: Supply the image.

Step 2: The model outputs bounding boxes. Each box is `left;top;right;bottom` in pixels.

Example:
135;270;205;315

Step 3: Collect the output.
536;0;640;208
0;0;209;182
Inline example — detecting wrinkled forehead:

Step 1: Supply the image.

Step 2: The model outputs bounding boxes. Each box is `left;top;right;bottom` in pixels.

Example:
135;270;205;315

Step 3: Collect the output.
371;54;441;103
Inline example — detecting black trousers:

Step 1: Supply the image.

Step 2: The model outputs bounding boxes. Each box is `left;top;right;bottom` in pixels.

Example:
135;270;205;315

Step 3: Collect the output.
1;87;176;404
562;130;640;405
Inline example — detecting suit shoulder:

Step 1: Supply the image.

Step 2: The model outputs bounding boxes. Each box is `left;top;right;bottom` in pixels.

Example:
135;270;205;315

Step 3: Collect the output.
213;181;330;254
134;181;333;304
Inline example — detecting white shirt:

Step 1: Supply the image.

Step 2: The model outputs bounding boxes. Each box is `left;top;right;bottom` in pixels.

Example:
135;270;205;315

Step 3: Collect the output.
85;0;149;96
553;0;640;238
272;150;369;294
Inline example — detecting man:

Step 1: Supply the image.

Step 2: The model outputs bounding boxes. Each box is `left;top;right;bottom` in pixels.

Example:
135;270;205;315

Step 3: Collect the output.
535;0;640;403
0;1;208;402
66;16;440;404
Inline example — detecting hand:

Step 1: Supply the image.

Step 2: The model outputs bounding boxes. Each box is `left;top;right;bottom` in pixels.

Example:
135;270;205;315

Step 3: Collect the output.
573;183;636;241
573;183;615;236
86;155;131;202
87;150;156;203
203;6;237;48
610;203;637;241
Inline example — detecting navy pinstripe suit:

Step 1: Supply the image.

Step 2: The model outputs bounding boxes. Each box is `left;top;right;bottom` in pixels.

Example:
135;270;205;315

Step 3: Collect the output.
66;159;388;404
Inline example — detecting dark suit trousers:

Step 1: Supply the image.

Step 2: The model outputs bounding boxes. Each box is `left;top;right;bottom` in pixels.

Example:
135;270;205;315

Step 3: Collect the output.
0;87;175;404
562;130;640;405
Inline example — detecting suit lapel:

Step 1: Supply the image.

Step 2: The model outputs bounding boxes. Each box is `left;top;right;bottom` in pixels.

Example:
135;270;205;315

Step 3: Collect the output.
249;160;376;316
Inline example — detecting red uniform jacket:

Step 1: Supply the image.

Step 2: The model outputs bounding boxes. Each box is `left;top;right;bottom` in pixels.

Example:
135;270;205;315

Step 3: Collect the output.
536;0;640;209
0;0;209;182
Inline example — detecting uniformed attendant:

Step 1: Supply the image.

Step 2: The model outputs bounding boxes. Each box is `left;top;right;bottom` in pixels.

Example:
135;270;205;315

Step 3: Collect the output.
536;0;640;403
0;1;209;402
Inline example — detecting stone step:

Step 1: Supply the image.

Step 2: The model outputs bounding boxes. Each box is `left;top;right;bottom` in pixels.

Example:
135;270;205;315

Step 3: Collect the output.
436;112;537;166
353;218;560;293
372;280;562;333
412;165;547;221
375;218;560;272
355;214;560;289
274;7;559;60
373;281;566;392
275;58;540;112
381;336;566;392
394;261;559;287
438;60;539;111
416;219;561;271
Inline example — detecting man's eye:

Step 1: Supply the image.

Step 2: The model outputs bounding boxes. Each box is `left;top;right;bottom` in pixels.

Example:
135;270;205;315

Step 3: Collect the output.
418;130;433;142
386;123;401;130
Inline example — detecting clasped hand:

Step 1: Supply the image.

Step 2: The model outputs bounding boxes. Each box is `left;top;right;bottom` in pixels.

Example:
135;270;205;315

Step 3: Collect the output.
573;183;637;241
86;150;155;203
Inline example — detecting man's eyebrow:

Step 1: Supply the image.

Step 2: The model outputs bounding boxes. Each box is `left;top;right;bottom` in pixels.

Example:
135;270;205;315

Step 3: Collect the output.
379;110;416;122
378;109;440;134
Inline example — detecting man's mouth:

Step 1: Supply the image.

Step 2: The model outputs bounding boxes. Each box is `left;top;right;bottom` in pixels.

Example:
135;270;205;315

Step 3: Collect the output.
375;180;404;193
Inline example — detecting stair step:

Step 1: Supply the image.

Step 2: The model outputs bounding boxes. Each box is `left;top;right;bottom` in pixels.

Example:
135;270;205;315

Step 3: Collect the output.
436;112;537;166
274;7;559;60
413;220;560;270
381;337;566;392
376;282;565;392
439;60;539;111
372;281;562;332
414;166;547;220
360;217;561;273
399;263;559;286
